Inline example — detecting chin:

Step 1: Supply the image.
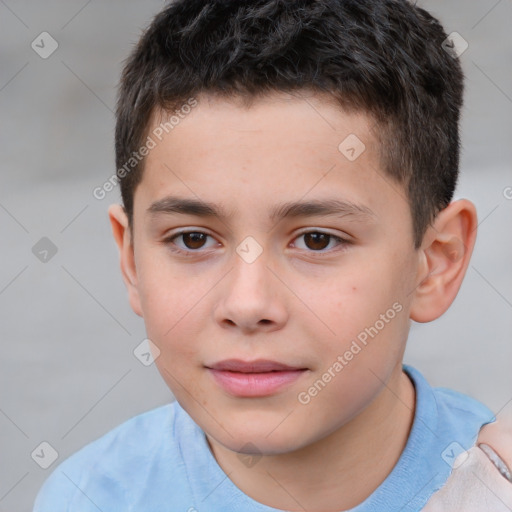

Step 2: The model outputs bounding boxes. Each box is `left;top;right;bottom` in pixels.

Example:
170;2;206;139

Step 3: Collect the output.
203;410;323;456
213;431;311;457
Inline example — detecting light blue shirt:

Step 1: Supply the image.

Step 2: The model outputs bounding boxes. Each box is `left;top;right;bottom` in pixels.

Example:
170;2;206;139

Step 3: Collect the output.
33;365;495;511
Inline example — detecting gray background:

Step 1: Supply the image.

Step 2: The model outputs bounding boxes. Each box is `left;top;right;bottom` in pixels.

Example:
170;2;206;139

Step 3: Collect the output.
1;1;511;511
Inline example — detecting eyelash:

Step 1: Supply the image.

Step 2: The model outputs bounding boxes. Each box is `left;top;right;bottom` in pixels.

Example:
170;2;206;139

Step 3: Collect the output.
162;229;350;256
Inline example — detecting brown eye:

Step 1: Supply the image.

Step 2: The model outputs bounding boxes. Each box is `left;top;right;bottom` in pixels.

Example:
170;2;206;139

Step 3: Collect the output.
164;230;218;254
181;232;207;249
292;231;348;253
303;232;331;250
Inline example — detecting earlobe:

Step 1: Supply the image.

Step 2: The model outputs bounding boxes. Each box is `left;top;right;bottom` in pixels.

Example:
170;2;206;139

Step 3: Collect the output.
108;204;143;317
410;200;477;323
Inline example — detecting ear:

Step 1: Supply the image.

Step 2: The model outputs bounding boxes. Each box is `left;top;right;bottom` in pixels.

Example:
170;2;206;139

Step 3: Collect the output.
108;204;143;317
410;199;477;323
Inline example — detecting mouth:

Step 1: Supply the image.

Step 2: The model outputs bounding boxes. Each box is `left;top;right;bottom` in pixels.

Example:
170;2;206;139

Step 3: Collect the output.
205;359;309;397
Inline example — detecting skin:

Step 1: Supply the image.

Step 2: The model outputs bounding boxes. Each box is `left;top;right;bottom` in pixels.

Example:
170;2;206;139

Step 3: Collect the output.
479;404;512;472
109;90;478;511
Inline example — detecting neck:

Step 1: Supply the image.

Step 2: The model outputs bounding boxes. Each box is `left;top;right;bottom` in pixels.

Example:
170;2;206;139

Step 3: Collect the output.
206;366;416;511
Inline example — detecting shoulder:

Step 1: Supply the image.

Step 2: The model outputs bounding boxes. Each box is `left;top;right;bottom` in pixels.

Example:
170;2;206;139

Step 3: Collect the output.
33;402;180;511
432;385;495;424
405;365;495;439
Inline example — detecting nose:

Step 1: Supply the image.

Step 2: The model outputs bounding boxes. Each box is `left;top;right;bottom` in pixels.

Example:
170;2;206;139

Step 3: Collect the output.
213;251;288;334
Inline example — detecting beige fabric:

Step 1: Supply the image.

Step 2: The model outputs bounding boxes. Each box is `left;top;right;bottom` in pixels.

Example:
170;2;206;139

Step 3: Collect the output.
423;410;512;511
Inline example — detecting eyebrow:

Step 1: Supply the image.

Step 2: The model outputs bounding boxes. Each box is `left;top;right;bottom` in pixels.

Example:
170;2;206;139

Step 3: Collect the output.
147;195;377;223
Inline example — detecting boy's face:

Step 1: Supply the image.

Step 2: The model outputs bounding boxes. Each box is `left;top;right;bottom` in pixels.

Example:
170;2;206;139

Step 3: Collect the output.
119;92;423;454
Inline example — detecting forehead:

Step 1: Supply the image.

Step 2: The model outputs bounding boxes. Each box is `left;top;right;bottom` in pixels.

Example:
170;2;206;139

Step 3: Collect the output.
134;91;408;230
148;91;379;159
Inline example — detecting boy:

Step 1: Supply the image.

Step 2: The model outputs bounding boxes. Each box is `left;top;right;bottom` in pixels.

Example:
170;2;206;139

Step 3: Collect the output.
34;0;512;510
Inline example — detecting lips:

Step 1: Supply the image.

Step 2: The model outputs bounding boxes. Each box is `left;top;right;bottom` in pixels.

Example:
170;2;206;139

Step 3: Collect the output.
206;359;308;397
208;359;304;373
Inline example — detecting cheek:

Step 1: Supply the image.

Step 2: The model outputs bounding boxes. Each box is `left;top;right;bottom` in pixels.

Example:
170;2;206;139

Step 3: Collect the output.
310;274;389;330
135;253;204;354
305;256;411;360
